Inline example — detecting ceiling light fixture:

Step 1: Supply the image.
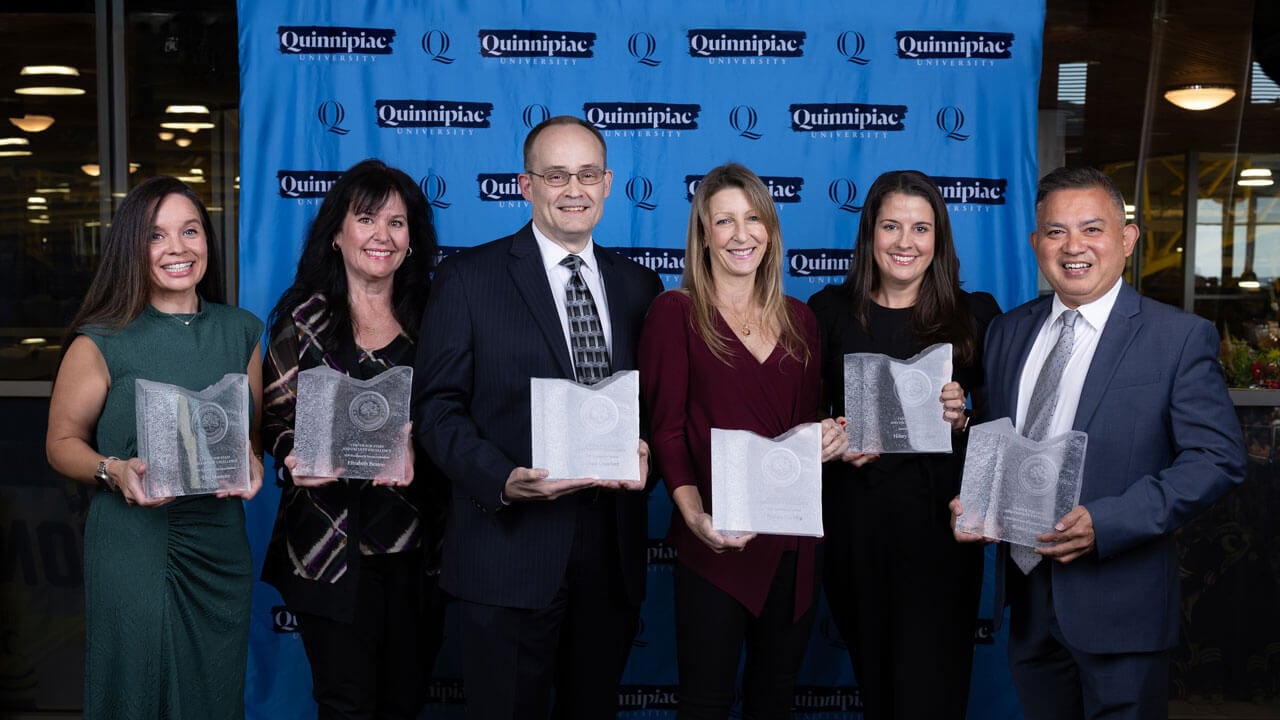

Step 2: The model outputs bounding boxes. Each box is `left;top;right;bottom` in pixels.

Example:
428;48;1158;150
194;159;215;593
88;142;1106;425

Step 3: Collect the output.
21;65;78;76
1163;84;1236;111
0;137;30;146
158;131;174;141
160;104;215;131
174;137;192;147
81;163;100;177
0;150;33;157
9;114;55;132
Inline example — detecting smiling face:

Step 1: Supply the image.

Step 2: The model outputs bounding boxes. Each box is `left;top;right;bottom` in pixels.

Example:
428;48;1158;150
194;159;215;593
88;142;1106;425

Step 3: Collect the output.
148;193;208;308
1031;186;1139;308
333;191;410;288
871;191;936;302
704;187;768;284
518;122;612;253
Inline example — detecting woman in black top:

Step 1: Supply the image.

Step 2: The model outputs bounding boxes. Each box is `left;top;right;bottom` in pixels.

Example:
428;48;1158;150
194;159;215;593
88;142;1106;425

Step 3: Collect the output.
808;170;1001;720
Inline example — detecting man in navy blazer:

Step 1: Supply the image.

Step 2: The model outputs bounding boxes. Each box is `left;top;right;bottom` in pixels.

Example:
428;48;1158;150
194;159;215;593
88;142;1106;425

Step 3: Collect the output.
952;167;1244;719
412;116;663;718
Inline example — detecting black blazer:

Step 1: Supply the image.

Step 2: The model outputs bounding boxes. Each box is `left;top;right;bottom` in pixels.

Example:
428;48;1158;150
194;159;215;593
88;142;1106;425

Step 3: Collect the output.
412;222;664;609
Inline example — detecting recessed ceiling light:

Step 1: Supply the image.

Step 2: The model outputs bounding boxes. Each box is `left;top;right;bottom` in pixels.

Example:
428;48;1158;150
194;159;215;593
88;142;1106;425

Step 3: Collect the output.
8;115;55;132
20;65;79;76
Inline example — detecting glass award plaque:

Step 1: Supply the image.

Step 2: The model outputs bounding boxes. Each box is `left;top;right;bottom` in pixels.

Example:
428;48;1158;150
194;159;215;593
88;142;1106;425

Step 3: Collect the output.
711;423;823;537
955;417;1088;548
293;365;413;482
135;373;251;499
844;342;953;454
531;370;640;482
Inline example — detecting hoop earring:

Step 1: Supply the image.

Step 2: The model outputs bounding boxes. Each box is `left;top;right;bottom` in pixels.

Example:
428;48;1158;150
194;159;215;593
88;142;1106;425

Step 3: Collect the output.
407;246;414;257
331;241;339;251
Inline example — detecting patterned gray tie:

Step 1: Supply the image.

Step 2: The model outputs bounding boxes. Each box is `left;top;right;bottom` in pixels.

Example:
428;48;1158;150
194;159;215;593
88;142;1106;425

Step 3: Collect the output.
560;254;611;385
1012;309;1079;574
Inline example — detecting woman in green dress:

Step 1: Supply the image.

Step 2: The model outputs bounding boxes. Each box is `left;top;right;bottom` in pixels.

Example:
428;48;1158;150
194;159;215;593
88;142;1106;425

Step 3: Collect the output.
46;176;264;719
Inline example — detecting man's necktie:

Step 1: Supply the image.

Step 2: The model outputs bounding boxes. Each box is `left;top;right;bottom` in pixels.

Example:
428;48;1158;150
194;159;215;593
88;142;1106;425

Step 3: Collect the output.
560;254;611;384
1012;308;1079;574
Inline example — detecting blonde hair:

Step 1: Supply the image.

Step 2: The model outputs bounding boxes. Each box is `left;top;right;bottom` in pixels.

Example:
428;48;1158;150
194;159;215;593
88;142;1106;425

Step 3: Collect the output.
680;162;808;366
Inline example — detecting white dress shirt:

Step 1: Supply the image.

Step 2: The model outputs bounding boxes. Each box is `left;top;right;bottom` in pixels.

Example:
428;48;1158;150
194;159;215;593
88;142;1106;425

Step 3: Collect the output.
531;223;614;358
1014;278;1123;438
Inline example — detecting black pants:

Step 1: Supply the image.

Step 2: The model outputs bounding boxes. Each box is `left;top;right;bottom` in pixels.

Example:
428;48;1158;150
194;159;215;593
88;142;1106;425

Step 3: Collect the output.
823;470;984;720
296;550;444;720
458;495;639;719
673;551;816;720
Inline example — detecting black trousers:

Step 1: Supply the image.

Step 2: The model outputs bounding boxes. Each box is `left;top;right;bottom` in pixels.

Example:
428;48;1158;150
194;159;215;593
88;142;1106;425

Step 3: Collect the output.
823;471;984;720
673;551;817;720
296;550;445;720
458;495;639;719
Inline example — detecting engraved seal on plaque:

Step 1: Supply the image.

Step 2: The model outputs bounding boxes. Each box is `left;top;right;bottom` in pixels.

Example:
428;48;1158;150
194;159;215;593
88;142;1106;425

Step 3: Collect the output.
349;390;391;432
894;368;933;407
579;396;620;435
1017;454;1058;496
762;448;801;488
193;404;229;444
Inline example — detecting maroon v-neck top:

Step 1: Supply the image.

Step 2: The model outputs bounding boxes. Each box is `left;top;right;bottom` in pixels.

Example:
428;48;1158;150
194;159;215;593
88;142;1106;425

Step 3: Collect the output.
639;290;823;619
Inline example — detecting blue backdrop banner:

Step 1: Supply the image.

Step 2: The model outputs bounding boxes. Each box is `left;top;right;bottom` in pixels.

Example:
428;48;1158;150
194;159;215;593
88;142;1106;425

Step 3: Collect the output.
237;2;1043;717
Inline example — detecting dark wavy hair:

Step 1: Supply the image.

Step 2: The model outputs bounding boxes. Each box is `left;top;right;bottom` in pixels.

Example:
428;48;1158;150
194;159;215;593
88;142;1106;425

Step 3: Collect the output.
67;176;224;336
842;169;977;365
268;159;438;348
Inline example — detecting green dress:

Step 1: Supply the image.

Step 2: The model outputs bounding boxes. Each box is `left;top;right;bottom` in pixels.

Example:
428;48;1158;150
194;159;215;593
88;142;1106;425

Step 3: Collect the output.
80;302;262;720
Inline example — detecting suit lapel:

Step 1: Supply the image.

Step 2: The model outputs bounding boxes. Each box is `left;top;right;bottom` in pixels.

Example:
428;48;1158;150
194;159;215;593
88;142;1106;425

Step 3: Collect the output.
1073;283;1141;431
507;224;576;379
593;246;630;367
1002;298;1053;416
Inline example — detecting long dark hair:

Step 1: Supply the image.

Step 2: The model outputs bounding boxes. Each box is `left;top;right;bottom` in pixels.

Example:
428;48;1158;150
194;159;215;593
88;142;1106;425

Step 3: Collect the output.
843;170;977;365
268;159;438;348
67;176;224;336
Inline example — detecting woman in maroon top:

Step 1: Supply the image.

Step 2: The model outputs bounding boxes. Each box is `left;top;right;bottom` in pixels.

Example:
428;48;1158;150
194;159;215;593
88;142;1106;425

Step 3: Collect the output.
639;162;847;719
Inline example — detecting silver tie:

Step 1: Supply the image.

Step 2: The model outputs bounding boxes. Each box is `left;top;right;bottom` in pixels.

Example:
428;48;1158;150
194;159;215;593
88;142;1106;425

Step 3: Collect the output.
1012;309;1079;574
560;255;611;385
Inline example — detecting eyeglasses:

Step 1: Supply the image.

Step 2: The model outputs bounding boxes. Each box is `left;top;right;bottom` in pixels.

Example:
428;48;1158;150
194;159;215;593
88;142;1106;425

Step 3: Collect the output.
526;167;607;187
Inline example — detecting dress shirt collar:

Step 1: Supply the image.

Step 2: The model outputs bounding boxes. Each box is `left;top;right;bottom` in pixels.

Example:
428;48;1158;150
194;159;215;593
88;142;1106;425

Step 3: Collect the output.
531;223;597;274
1051;277;1122;333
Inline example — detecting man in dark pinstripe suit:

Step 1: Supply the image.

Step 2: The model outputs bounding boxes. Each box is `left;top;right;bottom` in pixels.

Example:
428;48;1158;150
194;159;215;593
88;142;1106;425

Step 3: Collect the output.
413;115;664;719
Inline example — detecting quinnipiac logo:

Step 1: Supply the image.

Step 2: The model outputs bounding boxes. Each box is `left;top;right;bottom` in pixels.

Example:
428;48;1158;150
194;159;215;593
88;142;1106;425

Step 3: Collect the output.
317;100;350;135
828;178;863;213
478;29;596;58
522;104;551;129
686;175;803;202
645;538;679;564
278;26;395;55
794;686;863;714
421;30;455;64
933;176;1007;205
476;173;523;202
936;106;970;141
788;249;852;277
375;100;493;129
583;102;700;131
278;170;343;199
791;103;906;133
617;685;679;711
418;174;451;210
617;248;685;276
836;31;870;65
271;605;299;633
687;29;805;57
625;176;657;211
896;31;1014;59
729;105;762;140
628;32;661;66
